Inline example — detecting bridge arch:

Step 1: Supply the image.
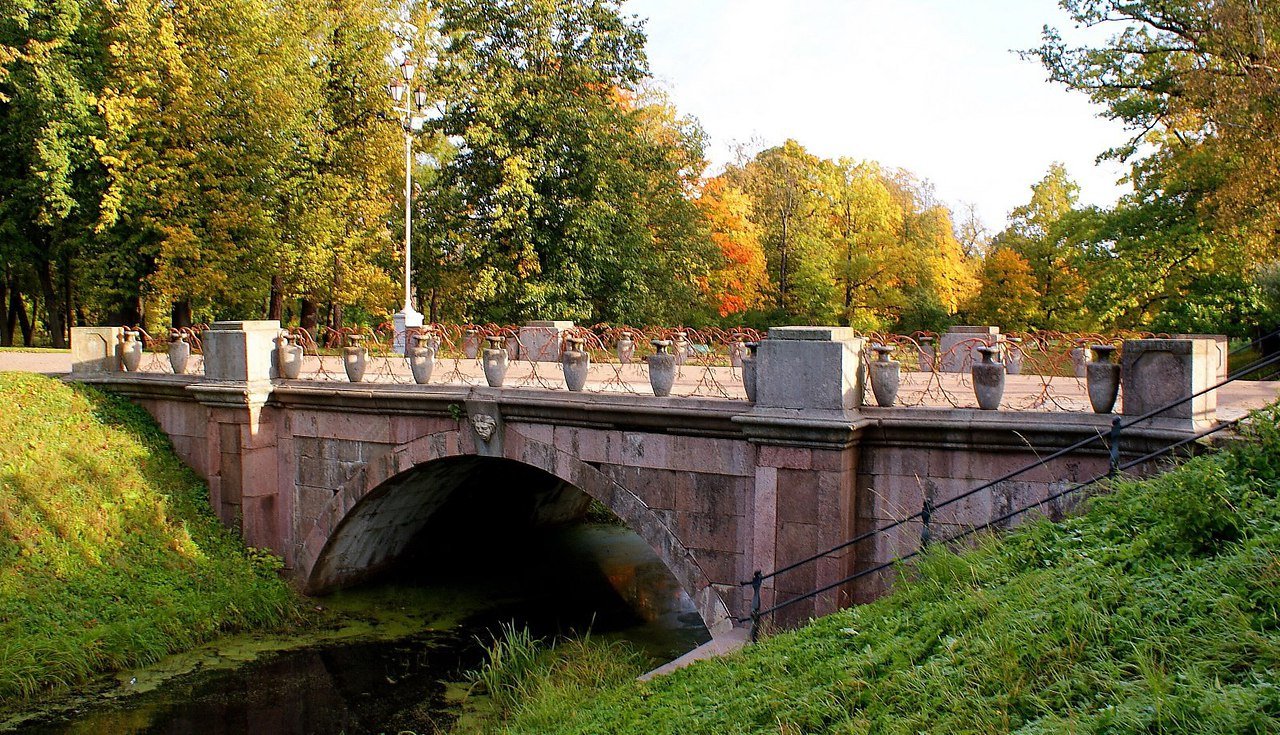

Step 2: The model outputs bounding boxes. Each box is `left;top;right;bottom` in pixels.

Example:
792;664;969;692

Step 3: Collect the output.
297;424;733;634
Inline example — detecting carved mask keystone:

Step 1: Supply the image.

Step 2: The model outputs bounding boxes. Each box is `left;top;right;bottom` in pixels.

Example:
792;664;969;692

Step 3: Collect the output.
471;414;497;442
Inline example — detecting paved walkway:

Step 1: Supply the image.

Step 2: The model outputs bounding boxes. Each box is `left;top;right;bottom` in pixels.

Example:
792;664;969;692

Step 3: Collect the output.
4;349;1276;418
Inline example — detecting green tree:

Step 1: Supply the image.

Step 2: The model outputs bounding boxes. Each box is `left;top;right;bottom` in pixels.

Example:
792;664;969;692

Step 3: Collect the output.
990;163;1089;329
1033;0;1279;334
0;0;108;346
430;0;711;324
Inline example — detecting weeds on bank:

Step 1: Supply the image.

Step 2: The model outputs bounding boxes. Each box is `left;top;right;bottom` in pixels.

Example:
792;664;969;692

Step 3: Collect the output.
0;373;297;705
457;622;648;732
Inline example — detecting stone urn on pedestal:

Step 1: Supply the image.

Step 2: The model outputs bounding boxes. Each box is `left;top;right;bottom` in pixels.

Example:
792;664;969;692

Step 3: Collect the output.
277;333;303;380
918;335;937;372
1086;344;1121;414
561;336;590;392
869;343;901;407
740;342;759;403
972;345;1006;410
168;331;190;375
407;329;437;385
463;328;481;359
1004;337;1024;375
343;334;368;383
648;339;676;397
616;330;635;365
119;330;143;372
483;335;509;387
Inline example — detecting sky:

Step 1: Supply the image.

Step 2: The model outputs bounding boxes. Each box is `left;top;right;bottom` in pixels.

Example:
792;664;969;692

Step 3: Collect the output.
623;0;1133;230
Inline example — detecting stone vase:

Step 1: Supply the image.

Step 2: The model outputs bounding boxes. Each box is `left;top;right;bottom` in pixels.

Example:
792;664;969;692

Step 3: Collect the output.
168;333;190;375
561;336;589;392
277;334;303;380
869;344;901;408
918;336;937;372
408;331;437;385
729;339;746;368
616;331;635;365
343;335;368;383
972;346;1006;410
1086;344;1121;414
741;342;759;403
120;331;143;372
672;331;690;366
1004;337;1024;375
463;328;480;359
482;335;509;387
648;339;676;397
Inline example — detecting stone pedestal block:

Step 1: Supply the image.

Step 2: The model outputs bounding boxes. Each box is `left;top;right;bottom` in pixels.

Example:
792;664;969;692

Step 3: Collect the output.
518;320;575;362
939;326;1000;373
1173;334;1229;382
70;326;124;373
755;326;865;411
1122;338;1217;428
203;320;281;383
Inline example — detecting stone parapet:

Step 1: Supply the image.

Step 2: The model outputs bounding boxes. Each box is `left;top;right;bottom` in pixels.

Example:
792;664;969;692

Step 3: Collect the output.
70;326;124;374
755;326;865;411
518;320;575;362
202;320;281;384
939;325;1000;373
1122;338;1218;429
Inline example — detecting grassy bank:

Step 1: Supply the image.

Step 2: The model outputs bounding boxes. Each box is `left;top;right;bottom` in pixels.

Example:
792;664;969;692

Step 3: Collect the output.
460;408;1280;734
0;373;296;704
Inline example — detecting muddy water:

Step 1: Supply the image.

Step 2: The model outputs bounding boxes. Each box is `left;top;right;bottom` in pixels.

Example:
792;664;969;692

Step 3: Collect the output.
8;524;710;734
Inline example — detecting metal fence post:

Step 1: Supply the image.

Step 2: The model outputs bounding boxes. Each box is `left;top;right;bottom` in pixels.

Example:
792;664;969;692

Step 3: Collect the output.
920;497;935;548
749;570;763;643
1109;416;1122;478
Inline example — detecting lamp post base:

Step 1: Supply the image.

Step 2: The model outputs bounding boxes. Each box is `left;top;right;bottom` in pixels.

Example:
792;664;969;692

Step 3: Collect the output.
392;307;424;355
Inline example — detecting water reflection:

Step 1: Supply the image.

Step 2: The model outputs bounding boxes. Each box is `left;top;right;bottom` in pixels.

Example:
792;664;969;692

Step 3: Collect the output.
15;524;709;734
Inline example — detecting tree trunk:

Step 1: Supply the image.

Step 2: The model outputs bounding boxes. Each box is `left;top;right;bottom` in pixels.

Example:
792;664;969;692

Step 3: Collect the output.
12;289;32;346
36;258;67;348
171;300;193;330
0;270;7;346
300;299;319;338
267;274;284;322
429;287;439;324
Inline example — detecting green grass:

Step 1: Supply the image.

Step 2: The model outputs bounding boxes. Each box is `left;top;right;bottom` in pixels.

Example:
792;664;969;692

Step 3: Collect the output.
460;407;1280;734
0;373;297;704
0;347;69;353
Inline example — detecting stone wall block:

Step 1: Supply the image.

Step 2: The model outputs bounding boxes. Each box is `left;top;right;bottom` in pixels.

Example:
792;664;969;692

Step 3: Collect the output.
758;444;813;470
776;469;820;523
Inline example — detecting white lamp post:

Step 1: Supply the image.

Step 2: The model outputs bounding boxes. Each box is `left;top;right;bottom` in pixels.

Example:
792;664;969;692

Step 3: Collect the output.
388;57;428;354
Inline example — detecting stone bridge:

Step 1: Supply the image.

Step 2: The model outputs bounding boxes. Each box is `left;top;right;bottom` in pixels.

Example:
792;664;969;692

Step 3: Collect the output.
66;321;1243;632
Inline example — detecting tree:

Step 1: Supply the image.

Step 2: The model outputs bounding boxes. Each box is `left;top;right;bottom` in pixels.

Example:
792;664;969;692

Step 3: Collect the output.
990;163;1089;329
0;0;108;346
429;0;712;324
1033;0;1280;334
696;176;767;318
967;248;1039;331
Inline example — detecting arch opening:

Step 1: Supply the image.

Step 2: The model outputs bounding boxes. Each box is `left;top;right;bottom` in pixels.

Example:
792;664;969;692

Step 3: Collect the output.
306;454;726;649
